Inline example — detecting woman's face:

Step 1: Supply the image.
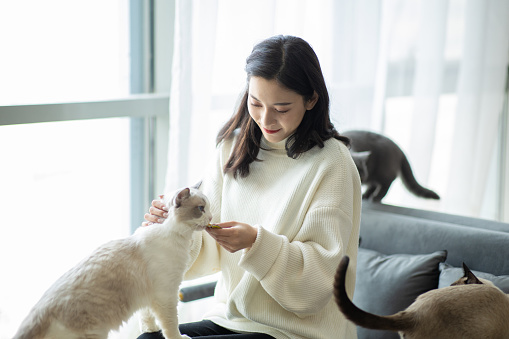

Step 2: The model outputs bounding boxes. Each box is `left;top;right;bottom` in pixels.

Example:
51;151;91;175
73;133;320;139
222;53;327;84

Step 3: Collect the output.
247;76;318;143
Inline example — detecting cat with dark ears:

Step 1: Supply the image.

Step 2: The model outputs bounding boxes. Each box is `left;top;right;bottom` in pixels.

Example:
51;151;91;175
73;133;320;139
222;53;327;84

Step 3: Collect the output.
334;256;509;339
13;187;212;339
343;130;440;202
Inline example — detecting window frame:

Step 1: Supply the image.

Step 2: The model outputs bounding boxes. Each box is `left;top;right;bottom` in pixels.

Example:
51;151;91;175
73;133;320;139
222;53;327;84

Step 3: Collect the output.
0;0;174;232
0;95;169;232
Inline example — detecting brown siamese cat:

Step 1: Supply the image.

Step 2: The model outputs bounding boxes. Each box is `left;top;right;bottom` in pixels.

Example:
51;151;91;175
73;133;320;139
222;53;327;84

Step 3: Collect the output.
334;256;509;339
343;130;440;202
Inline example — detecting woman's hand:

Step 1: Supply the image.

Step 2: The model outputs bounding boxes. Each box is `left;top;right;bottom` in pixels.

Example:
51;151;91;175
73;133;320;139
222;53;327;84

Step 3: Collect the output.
142;195;169;226
206;221;258;253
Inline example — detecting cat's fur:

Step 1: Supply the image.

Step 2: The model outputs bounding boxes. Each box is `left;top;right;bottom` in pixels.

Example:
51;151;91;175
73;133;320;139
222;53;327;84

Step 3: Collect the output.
334;256;509;339
13;187;212;339
343;130;440;202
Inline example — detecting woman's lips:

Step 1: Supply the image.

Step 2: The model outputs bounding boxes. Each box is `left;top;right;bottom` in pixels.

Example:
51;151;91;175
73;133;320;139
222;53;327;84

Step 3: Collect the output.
263;127;281;134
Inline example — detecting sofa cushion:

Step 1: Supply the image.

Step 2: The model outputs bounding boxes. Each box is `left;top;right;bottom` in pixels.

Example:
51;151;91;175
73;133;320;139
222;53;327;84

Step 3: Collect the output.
439;263;509;293
353;248;447;339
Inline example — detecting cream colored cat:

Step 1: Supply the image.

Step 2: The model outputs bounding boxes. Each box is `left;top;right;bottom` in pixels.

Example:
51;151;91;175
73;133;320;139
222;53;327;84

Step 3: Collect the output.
13;187;212;339
334;256;509;339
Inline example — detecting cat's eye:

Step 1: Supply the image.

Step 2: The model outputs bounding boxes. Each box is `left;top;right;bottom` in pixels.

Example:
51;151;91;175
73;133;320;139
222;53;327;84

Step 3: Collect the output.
198;206;205;213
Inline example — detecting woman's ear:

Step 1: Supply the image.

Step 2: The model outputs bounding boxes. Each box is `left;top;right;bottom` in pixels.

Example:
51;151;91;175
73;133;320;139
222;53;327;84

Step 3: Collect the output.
305;91;319;110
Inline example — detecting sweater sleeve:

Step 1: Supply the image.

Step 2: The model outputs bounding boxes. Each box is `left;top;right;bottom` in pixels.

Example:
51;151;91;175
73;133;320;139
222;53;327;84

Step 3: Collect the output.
238;149;359;315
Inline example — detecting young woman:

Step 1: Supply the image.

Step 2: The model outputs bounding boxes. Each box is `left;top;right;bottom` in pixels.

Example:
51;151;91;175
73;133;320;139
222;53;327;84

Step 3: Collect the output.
140;35;361;339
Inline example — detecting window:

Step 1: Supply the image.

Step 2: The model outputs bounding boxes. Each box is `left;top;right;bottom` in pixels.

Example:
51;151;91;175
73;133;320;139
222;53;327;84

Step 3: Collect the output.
0;1;172;338
0;0;130;105
0;118;131;336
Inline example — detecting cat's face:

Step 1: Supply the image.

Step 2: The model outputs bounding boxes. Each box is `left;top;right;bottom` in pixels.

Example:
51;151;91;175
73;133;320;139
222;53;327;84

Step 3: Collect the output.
169;187;212;229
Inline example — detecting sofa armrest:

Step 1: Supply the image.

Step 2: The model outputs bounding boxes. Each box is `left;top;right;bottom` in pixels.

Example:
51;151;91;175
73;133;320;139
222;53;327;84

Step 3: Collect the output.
179;281;217;302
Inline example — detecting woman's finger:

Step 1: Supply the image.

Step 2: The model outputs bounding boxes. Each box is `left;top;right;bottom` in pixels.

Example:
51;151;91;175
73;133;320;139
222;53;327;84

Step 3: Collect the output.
149;206;168;218
152;199;169;212
144;212;165;224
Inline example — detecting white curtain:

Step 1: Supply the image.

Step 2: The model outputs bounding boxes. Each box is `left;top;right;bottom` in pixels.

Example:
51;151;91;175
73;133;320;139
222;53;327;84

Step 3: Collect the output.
165;0;509;221
444;0;509;217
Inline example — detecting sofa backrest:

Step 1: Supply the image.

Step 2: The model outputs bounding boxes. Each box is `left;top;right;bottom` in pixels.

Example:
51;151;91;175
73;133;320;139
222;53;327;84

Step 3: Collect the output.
359;202;509;275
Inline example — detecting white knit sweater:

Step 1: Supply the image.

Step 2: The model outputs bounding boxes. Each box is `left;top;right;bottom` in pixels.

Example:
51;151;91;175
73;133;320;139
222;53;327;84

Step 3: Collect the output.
185;135;361;339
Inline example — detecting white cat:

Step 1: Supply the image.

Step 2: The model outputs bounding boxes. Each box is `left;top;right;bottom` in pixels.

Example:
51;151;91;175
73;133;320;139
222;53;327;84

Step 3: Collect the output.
13;187;212;339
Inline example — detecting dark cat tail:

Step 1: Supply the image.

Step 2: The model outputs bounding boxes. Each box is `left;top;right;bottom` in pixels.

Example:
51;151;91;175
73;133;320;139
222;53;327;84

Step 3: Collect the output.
12;305;51;339
400;155;440;199
334;256;413;332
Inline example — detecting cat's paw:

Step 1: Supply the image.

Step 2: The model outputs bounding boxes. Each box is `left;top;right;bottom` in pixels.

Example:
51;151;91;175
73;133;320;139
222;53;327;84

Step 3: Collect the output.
140;322;160;333
180;335;191;339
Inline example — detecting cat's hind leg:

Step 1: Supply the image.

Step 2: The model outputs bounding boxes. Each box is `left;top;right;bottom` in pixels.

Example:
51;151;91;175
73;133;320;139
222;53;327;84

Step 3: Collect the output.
362;184;377;200
372;183;391;202
138;307;160;334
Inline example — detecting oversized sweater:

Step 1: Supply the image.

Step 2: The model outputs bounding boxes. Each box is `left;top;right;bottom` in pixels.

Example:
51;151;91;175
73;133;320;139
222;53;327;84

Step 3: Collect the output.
185;134;361;339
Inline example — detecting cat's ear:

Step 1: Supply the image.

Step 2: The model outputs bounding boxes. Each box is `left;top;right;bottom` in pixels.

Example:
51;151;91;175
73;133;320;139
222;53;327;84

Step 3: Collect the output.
191;181;202;190
174;188;191;208
462;262;483;285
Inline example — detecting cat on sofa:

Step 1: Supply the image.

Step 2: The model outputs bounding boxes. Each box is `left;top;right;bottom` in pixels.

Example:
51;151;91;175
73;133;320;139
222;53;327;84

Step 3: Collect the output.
334;256;509;339
13;187;212;339
343;130;440;202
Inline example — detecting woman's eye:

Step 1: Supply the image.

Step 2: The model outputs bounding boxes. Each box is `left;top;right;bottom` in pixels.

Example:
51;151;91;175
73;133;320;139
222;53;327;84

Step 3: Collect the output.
249;102;262;108
275;109;289;113
198;206;205;213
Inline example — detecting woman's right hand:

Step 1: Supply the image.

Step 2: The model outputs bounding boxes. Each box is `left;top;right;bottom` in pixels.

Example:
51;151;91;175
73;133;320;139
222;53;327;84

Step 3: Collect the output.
142;195;169;226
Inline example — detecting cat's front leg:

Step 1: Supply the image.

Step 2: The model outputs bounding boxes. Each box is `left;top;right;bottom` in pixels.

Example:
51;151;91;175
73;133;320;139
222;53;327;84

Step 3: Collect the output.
150;299;189;339
138;307;160;334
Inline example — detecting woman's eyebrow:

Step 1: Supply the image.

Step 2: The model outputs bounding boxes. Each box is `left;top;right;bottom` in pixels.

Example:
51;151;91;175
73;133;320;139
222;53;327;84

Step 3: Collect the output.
249;94;292;106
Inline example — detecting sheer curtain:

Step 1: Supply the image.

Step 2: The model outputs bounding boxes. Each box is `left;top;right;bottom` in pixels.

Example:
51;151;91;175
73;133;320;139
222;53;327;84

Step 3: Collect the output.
164;0;509;221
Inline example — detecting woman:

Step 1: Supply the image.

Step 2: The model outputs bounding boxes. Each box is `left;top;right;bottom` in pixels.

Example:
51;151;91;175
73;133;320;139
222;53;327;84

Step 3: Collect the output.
140;35;361;339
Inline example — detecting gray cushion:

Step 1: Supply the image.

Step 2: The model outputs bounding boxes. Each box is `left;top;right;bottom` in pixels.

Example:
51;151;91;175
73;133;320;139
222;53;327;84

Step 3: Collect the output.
354;248;447;339
439;263;509;293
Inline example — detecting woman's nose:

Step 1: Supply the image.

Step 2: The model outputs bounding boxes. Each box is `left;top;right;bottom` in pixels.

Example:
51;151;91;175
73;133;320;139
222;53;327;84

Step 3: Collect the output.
260;108;275;127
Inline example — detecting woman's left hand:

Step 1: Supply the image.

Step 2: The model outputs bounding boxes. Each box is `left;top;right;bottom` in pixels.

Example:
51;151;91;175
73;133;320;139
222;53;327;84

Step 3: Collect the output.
206;221;258;253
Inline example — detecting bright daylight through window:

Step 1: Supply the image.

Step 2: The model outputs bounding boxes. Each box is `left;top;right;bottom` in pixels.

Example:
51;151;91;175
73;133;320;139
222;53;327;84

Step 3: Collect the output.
0;1;133;338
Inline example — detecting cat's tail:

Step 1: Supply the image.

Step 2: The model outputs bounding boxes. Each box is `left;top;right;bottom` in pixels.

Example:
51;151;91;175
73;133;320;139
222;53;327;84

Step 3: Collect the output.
333;256;413;333
400;155;440;199
12;305;51;339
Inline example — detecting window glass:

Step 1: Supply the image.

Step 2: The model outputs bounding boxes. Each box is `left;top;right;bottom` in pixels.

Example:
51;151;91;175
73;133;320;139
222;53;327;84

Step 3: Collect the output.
0;0;129;105
0;118;131;337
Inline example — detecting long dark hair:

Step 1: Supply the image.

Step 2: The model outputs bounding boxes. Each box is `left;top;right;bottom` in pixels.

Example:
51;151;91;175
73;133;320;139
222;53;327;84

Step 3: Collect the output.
217;35;349;178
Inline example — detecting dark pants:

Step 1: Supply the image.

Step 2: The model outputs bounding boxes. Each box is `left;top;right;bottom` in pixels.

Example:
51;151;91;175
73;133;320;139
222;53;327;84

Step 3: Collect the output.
137;320;275;339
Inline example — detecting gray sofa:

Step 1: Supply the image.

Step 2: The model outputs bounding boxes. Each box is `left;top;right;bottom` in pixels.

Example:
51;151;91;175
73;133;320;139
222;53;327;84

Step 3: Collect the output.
355;202;509;339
